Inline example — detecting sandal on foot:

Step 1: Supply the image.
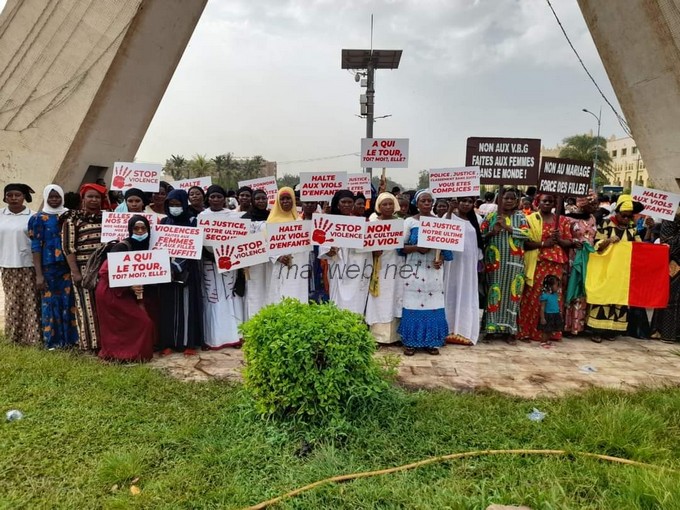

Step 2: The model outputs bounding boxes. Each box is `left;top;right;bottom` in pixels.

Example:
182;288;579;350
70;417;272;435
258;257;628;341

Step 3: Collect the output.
403;347;416;356
591;336;603;343
426;347;440;355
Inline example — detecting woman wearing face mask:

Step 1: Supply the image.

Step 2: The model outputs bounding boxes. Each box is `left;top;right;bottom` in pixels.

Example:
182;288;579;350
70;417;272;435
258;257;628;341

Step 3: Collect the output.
241;189;271;319
267;187;309;305
398;190;453;356
0;183;41;345
198;185;244;349
318;190;370;315
158;189;204;355
365;192;404;345
443;196;484;345
62;183;107;350
95;215;155;362
28;185;77;349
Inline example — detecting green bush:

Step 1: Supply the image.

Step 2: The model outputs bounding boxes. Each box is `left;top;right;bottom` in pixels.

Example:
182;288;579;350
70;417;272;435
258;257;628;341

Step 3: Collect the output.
240;298;389;425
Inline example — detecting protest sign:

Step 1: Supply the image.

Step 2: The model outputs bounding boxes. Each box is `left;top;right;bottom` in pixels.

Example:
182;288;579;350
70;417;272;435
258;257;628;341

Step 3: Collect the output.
107;249;172;288
360;219;404;252
238;176;278;205
299;172;347;201
417;216;465;252
173;176;212;193
111;162;162;192
465;137;541;185
198;214;251;247
214;232;269;272
266;221;312;258
537;157;592;197
429;167;481;198
310;213;367;249
149;224;203;259
361;138;409;168
347;173;372;198
101;212;157;242
632;185;680;221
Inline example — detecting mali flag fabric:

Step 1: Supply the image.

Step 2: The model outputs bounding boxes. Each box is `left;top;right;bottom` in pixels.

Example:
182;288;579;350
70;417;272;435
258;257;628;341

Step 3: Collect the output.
585;242;669;308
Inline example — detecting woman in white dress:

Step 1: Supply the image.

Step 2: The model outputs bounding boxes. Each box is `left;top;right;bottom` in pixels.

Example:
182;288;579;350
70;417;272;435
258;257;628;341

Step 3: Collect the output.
365;192;404;344
242;189;271;320
198;185;242;349
267;187;310;304
318;190;370;315
444;196;484;345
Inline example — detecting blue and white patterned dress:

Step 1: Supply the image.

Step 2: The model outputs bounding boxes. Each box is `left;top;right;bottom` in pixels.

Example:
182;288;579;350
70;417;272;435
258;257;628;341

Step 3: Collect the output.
397;217;453;348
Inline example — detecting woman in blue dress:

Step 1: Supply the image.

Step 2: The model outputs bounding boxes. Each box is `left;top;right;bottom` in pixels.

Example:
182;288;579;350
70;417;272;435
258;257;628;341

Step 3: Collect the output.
398;189;453;356
28;185;78;348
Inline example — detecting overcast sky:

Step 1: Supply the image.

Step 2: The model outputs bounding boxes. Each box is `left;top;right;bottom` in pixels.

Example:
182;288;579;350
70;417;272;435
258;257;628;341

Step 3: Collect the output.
2;0;627;188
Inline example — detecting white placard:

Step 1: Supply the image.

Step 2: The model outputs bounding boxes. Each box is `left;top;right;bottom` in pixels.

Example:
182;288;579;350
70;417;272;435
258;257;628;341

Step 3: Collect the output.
266;221;312;257
310;213;366;249
197;214;251;247
149;224;203;259
631;185;680;222
361;138;409;168
111;162;162;192
429;166;481;198
360;219;404;252
417;216;466;252
107;249;172;288
214;232;269;272
238;176;278;205
299;172;347;201
347;173;372;198
173;176;212;193
101;212;158;243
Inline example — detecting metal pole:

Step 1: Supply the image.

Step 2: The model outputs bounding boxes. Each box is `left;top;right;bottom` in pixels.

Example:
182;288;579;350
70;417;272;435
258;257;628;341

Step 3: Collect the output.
366;59;375;180
593;106;601;190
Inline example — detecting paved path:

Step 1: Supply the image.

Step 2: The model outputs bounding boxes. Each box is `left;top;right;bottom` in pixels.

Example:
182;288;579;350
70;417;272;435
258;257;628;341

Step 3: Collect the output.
151;336;680;398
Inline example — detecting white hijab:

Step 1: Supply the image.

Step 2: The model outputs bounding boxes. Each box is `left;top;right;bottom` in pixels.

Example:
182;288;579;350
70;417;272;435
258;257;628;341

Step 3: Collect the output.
42;185;68;215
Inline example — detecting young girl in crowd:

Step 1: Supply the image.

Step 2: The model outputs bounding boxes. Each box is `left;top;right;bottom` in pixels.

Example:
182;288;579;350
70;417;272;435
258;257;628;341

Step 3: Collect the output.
539;274;563;346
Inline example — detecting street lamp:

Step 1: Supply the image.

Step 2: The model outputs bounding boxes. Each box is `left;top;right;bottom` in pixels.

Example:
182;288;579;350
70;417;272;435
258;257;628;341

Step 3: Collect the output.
582;107;602;190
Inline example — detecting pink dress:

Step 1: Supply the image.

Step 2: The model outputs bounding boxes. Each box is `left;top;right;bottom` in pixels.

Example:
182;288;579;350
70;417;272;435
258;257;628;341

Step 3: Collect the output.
564;214;597;334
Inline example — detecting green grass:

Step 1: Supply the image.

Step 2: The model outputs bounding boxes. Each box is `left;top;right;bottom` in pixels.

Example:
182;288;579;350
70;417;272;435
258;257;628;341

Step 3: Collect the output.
1;341;680;509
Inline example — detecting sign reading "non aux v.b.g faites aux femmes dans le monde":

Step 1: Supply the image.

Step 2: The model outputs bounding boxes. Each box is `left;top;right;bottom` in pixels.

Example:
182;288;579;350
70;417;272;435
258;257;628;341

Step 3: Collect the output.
465;137;541;185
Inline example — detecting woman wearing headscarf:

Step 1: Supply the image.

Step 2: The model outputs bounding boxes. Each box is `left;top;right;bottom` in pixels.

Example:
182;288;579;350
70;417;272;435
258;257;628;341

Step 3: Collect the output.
237;186;253;213
188;186;206;217
0;184;41;345
480;188;529;340
365;192;404;344
242;188;271;319
62;182;106;350
267;187;310;305
563;193;598;336
518;193;574;343
586;195;644;341
95;215;155;362
198;185;243;349
158;189;204;355
28;185;77;349
318;190;370;315
651;212;680;343
443;196;484;345
114;187;149;213
398;189;453;355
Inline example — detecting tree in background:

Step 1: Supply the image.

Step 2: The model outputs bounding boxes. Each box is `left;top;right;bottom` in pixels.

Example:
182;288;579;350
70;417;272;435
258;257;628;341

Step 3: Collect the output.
277;174;299;190
189;154;215;179
417;169;429;190
164;154;188;180
559;134;613;188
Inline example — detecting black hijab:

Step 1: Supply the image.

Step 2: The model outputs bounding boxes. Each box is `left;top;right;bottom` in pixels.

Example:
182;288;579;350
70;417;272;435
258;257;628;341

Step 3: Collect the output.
124;187;150;206
4;183;35;203
112;215;151;252
330;190;354;215
242;189;270;221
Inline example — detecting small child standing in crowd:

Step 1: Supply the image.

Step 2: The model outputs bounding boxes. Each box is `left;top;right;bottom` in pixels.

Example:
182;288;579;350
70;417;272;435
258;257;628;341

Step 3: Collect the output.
539;274;563;345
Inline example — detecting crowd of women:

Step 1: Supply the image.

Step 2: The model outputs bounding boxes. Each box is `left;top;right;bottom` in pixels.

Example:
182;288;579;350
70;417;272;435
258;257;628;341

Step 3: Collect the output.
1;179;679;363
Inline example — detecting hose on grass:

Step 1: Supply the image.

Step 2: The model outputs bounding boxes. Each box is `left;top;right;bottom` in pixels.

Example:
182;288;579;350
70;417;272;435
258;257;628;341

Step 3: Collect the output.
244;448;677;510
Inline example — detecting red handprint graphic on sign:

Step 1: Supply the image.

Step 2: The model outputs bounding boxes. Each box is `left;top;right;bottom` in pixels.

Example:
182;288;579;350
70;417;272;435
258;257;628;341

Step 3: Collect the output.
113;166;132;189
215;244;240;271
312;217;335;244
